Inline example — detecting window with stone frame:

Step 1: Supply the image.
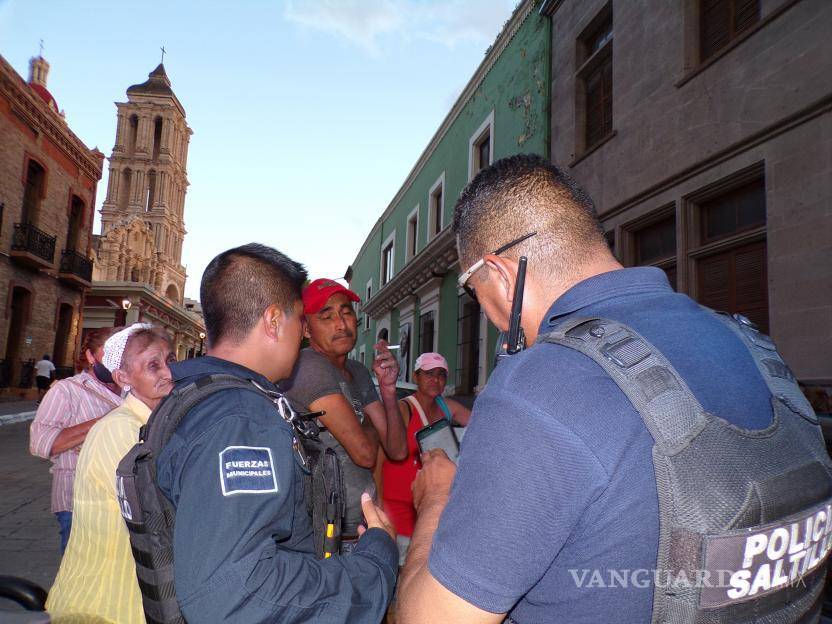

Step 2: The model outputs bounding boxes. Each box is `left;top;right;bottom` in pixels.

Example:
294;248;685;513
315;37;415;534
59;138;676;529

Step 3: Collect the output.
419;310;435;355
577;4;613;152
631;212;677;291
21;159;46;225
468;114;494;180
66;195;84;252
381;241;394;286
699;0;760;62
430;185;443;237
690;173;768;333
406;209;419;260
364;281;372;331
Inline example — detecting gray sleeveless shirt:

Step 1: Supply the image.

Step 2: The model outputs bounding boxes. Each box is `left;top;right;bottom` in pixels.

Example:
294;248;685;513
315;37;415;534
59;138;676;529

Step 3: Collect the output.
280;348;380;534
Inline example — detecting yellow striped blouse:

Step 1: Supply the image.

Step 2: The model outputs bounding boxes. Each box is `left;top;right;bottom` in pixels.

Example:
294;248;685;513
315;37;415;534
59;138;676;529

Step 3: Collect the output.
46;392;150;624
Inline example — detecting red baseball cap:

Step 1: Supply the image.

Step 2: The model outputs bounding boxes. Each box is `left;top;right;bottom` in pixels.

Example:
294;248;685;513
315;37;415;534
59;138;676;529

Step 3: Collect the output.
302;278;360;315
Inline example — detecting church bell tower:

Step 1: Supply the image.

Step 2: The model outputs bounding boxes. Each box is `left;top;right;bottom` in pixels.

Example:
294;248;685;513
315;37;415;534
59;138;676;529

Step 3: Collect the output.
97;62;192;304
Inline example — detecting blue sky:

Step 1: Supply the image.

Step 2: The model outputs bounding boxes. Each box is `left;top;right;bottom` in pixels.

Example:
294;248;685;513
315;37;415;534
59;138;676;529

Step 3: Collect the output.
0;0;515;299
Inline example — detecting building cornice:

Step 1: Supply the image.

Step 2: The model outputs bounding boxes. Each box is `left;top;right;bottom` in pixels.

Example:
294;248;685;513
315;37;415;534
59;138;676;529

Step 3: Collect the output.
349;0;539;268
0;56;104;182
89;281;205;332
363;227;457;318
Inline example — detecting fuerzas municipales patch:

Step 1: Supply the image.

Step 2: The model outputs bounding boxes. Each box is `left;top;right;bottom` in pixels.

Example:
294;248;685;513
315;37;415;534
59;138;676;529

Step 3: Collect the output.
219;446;278;497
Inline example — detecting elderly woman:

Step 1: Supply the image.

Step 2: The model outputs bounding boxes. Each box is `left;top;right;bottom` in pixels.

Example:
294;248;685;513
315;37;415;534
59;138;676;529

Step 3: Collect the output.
46;323;175;624
30;327;121;553
382;352;470;562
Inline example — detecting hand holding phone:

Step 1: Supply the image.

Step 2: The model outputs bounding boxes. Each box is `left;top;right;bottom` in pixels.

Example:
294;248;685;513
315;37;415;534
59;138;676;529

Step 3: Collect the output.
416;419;459;464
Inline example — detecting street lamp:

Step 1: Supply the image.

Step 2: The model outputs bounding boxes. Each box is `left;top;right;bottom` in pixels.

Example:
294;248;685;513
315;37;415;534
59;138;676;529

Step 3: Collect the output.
199;332;206;356
121;299;132;310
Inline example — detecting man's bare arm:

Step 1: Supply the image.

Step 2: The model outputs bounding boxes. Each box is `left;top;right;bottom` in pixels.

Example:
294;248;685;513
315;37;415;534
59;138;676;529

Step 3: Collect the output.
365;341;407;460
398;450;505;624
310;394;378;468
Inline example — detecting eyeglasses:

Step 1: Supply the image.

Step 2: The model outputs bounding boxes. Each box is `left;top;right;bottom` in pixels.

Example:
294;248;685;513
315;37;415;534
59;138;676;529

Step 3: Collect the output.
457;231;537;301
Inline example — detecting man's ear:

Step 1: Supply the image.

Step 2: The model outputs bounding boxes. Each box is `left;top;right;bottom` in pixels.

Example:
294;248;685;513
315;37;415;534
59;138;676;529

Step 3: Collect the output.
302;316;312;340
483;254;518;303
263;304;283;342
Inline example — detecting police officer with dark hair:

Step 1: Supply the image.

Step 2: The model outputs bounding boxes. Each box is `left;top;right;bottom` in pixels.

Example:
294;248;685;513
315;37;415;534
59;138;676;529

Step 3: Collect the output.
398;155;832;624
155;243;398;623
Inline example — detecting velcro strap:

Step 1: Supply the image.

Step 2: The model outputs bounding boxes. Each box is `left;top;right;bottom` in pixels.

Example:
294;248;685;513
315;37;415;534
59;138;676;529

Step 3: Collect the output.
132;543;174;569
138;576;178;602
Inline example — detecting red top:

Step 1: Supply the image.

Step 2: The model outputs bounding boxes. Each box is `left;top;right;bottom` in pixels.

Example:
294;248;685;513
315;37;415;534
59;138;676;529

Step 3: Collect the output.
382;399;425;536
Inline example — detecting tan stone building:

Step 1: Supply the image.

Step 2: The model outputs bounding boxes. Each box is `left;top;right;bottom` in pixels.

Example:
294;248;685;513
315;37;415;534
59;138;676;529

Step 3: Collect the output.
84;63;204;359
0;53;104;391
541;0;831;399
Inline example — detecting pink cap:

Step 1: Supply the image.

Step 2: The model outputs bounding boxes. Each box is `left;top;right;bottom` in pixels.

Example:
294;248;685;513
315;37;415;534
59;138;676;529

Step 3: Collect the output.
414;352;448;372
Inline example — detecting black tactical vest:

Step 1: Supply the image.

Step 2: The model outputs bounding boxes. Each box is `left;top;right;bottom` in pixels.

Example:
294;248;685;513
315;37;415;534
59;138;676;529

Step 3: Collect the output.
537;312;832;624
115;374;334;624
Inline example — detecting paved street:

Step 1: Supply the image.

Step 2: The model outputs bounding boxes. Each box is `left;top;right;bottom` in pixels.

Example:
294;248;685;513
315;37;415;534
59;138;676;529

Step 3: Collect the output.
0;410;62;598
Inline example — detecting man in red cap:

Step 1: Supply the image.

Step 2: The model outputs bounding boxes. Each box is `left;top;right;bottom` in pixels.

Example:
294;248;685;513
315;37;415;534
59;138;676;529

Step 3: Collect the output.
281;278;408;551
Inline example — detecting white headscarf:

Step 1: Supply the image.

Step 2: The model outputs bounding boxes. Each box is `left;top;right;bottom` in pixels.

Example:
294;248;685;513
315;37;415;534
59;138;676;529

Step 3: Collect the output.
101;323;153;372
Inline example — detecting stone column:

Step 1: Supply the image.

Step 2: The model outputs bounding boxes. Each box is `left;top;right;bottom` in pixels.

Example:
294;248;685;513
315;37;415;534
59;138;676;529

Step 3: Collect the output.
114;112;127;152
160;117;168;153
136;115;150;153
105;166;118;202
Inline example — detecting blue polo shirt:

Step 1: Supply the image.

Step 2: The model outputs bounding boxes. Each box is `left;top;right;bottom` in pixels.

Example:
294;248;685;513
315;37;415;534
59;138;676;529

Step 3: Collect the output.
428;267;773;623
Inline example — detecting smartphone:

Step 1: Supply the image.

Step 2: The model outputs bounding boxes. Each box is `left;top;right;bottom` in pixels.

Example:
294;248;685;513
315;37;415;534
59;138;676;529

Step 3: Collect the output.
416;419;460;464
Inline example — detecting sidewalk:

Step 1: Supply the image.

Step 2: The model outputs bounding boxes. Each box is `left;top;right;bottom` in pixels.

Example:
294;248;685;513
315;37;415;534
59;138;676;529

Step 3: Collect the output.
0;419;62;594
0;400;38;426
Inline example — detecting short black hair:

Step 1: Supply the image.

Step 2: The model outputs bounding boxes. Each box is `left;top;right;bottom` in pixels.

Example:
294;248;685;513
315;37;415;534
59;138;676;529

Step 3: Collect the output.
200;243;308;346
453;154;606;280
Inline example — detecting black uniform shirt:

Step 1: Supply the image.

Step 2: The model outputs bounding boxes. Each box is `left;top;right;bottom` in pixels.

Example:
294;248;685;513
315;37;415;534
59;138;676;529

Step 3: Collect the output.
157;356;398;624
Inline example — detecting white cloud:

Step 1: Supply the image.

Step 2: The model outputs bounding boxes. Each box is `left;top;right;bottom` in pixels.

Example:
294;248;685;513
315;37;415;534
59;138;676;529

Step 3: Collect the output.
284;0;403;54
284;0;517;55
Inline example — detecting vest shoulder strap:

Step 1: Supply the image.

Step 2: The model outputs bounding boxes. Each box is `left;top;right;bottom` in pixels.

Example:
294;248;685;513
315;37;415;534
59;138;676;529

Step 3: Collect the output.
143;374;261;453
709;311;816;422
538;316;707;455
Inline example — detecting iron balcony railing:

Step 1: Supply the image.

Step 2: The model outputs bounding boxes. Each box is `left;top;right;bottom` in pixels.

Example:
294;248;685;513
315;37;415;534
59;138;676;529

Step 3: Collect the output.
59;249;93;282
12;222;56;263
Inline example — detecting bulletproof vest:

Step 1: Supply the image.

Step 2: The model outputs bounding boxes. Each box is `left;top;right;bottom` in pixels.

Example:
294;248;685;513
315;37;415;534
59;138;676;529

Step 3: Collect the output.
538;312;832;624
115;374;330;624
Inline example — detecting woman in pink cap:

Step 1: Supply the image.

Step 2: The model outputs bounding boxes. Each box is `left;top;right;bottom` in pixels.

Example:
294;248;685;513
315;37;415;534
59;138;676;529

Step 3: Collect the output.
382;352;470;564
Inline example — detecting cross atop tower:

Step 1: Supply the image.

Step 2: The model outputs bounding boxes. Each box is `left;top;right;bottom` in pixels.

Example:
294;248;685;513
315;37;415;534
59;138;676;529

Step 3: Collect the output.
39;39;44;57
160;46;166;64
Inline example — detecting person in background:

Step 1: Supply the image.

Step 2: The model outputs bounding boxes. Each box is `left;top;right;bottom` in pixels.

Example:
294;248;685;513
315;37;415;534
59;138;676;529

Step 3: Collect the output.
382;353;470;565
34;354;56;403
46;323;176;624
281;278;408;551
30;328;121;553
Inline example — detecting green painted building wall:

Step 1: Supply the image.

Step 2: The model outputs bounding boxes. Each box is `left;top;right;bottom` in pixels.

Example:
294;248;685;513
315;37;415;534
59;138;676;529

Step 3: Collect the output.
348;0;550;395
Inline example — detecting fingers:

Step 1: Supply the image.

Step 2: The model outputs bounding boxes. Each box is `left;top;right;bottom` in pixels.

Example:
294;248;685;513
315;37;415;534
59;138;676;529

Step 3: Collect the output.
361;492;380;527
420;448;449;464
374;502;393;527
